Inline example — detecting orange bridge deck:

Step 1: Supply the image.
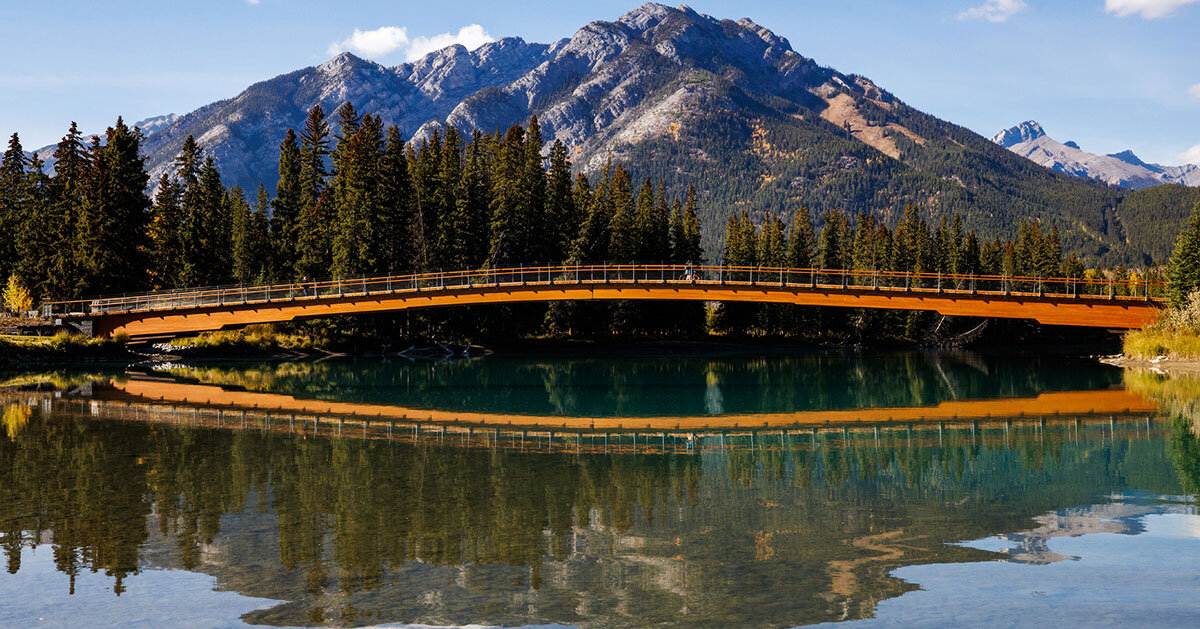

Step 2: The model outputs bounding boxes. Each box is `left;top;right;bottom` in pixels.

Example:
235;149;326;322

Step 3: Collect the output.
44;264;1165;338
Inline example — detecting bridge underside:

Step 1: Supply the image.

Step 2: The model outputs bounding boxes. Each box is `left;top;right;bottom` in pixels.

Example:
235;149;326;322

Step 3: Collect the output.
81;283;1162;339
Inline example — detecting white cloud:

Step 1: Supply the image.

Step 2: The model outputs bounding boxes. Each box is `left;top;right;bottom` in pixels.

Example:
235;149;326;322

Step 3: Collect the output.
1105;0;1200;18
958;0;1028;22
1189;83;1200;100
247;0;260;5
1182;142;1200;166
327;24;494;62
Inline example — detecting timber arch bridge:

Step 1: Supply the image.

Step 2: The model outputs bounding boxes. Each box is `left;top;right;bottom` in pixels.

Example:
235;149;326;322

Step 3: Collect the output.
43;263;1166;339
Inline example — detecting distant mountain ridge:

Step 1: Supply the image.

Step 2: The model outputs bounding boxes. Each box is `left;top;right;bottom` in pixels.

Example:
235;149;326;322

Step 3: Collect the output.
30;4;1200;265
991;120;1200;190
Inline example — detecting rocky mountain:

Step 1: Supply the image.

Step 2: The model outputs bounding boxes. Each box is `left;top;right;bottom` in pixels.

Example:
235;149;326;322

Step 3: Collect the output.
71;3;1199;264
991;120;1200;190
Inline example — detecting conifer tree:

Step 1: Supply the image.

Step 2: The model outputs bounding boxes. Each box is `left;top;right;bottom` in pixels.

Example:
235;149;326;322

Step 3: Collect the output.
545;140;575;260
331;111;382;278
522;116;549;262
569;161;611;263
412;131;442;269
41;122;87;298
488;125;527;266
432;126;464;267
230;186;256;284
787;206;815;268
377;125;415;272
148;174;183;288
74;118;150;294
606;166;637;261
295;105;332;279
450;132;490;268
1168;203;1200;308
0;133;28;283
272;129;302;278
16;154;52;299
249;184;272;281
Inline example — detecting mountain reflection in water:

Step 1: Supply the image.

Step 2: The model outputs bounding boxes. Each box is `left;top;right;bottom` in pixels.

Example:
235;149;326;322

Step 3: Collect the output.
0;353;1197;627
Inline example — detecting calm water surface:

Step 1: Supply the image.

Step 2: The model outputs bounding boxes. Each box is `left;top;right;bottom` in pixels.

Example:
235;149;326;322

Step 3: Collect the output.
1;351;1199;627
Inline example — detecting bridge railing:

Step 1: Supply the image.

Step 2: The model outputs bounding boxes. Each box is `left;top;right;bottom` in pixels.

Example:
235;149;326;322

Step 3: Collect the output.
41;263;1167;318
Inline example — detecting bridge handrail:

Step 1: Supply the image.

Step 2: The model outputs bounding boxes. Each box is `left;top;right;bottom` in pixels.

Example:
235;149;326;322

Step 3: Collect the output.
41;262;1167;317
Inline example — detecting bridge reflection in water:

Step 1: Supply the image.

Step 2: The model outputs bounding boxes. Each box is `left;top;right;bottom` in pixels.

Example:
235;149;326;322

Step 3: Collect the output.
40;373;1156;455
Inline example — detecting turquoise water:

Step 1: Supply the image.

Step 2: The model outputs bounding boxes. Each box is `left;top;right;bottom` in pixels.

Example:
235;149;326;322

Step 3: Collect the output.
1;352;1198;627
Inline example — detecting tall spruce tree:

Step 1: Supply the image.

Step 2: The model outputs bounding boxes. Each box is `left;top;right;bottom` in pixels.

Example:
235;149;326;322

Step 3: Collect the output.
0;133;28;283
74;118;150;294
42;123;87;298
1168;203;1200;308
272;128;302;278
787;206;815;268
16;154;52;299
487;125;527;266
229;186;256;284
295;105;332;279
545;140;575;260
377;125;415;272
148;174;183;288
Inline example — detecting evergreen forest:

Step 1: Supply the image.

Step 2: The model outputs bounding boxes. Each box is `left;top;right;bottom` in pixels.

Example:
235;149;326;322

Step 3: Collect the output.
0;107;1180;342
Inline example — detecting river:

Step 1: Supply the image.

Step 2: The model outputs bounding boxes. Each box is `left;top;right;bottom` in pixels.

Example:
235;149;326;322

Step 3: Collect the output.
1;351;1198;627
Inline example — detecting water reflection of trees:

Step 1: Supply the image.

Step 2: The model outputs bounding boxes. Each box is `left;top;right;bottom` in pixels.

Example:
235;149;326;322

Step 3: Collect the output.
161;352;1121;417
1126;371;1200;498
0;408;1180;626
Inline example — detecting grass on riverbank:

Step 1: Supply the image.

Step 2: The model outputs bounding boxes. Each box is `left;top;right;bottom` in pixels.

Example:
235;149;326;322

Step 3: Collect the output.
167;325;321;355
1124;290;1200;359
0;331;132;365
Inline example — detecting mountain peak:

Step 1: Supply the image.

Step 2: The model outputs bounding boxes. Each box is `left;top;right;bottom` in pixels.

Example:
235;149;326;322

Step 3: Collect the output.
990;120;1045;148
318;52;376;75
1107;149;1151;169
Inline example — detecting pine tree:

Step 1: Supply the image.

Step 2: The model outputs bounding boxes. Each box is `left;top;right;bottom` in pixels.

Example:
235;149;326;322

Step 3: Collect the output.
331;111;383;278
42;122;87;298
606;166;636;260
488;125;526;266
569;160;611;263
450;132;490;268
412;131;442;269
432;126;463;268
787;206;815;268
16;154;52;299
230;186;256;284
148;174;183;288
0;133;28;283
272;128;302;278
295;105;332;279
377;125;415;272
250;185;272;282
74;118;150;294
1168;203;1200;308
545;140;575;260
522;116;549;262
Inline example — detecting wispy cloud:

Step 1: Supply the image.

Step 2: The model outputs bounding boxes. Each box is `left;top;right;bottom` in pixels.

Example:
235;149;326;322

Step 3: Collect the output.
247;0;260;5
1188;83;1200;100
1105;0;1200;18
958;0;1028;22
327;24;494;62
1181;142;1200;165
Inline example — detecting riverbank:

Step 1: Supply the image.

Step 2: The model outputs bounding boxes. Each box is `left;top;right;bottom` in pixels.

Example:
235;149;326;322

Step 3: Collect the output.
0;333;140;368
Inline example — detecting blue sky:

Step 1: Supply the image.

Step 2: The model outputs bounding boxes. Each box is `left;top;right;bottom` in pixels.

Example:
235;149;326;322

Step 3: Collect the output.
1;0;1198;164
